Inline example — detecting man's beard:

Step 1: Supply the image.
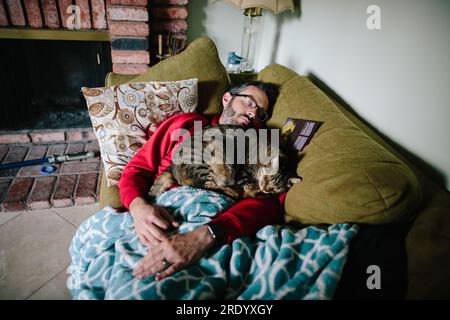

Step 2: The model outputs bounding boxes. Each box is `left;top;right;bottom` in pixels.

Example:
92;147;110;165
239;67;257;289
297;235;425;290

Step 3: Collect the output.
221;101;251;127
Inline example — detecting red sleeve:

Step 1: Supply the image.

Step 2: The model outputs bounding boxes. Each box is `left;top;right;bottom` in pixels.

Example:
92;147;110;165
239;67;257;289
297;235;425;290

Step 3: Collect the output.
210;192;287;244
118;112;208;209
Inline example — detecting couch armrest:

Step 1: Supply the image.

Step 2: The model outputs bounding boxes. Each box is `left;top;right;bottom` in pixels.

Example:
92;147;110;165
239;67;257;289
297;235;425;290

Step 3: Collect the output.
98;170;123;209
105;72;140;87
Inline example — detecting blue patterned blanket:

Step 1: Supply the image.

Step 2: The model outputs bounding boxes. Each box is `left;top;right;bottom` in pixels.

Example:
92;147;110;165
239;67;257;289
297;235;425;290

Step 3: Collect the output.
67;186;358;300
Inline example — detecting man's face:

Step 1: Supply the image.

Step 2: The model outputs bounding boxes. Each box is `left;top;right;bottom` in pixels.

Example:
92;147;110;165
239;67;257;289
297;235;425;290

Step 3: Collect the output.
219;85;270;128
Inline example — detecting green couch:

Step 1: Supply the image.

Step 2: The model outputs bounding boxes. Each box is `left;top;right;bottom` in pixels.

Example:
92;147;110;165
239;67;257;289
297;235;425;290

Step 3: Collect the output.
97;37;450;299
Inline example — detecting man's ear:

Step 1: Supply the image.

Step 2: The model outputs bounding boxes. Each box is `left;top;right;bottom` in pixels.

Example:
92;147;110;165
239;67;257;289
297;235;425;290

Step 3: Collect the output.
222;92;232;108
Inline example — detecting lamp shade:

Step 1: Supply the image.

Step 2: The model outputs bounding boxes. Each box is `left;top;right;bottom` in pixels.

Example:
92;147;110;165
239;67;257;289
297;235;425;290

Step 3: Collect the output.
210;0;294;14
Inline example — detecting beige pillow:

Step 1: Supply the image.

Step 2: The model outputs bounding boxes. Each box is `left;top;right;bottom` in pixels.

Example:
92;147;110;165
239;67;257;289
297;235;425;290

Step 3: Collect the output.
82;79;198;186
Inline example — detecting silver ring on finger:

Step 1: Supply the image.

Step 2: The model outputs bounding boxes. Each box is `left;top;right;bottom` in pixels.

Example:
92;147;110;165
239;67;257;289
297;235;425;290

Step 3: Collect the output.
162;258;170;269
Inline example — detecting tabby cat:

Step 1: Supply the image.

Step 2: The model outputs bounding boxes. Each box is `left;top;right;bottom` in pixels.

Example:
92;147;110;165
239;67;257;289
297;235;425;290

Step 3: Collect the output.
149;125;300;199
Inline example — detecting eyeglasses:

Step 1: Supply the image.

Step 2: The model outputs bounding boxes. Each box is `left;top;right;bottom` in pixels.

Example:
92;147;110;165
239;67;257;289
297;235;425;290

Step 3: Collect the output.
231;93;269;122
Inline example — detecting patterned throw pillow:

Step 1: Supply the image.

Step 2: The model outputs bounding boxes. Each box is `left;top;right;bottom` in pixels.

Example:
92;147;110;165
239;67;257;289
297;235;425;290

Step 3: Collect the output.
82;78;198;186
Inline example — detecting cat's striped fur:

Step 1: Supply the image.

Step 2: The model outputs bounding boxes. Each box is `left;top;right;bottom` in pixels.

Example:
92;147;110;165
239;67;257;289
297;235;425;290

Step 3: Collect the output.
149;125;300;199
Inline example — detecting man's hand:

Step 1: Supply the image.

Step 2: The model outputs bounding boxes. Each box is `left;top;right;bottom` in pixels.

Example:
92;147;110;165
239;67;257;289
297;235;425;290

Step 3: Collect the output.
129;197;180;247
133;225;215;281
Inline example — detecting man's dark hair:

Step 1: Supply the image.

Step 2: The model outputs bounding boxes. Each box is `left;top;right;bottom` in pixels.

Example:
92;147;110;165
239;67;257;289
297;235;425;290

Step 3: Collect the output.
229;81;279;111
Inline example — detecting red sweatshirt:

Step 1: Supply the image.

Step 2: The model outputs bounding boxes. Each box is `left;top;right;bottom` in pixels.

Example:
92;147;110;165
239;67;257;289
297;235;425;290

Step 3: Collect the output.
118;112;285;244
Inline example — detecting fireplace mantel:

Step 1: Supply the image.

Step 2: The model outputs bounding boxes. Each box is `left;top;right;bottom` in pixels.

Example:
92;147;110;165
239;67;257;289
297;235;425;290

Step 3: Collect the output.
0;27;110;41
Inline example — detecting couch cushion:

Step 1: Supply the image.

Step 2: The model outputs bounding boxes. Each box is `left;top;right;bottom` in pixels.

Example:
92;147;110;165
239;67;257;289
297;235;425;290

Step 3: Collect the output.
105;73;139;87
259;63;422;225
130;37;230;116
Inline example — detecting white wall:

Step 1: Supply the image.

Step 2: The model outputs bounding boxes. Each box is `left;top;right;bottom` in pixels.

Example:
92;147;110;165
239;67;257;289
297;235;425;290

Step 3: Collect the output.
187;0;244;66
188;0;450;190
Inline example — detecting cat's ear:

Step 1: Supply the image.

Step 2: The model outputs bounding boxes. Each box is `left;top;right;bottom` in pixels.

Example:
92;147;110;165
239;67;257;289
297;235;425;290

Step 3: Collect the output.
270;155;280;172
287;177;302;187
261;155;279;175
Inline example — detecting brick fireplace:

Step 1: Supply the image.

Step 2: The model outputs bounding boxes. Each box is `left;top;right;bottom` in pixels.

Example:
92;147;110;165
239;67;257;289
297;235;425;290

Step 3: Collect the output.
0;0;190;73
0;0;190;211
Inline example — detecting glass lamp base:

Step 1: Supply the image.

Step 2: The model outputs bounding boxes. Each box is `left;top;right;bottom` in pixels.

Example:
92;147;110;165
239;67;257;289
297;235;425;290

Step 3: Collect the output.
240;14;261;73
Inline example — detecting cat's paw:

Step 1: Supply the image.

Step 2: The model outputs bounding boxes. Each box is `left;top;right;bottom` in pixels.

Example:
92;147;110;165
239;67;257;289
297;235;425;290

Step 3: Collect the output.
222;187;241;199
242;184;260;198
148;184;167;197
149;170;177;197
204;180;217;189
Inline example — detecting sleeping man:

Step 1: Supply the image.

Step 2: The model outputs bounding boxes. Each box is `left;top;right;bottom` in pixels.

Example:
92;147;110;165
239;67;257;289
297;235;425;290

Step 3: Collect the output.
69;80;358;300
116;81;285;280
